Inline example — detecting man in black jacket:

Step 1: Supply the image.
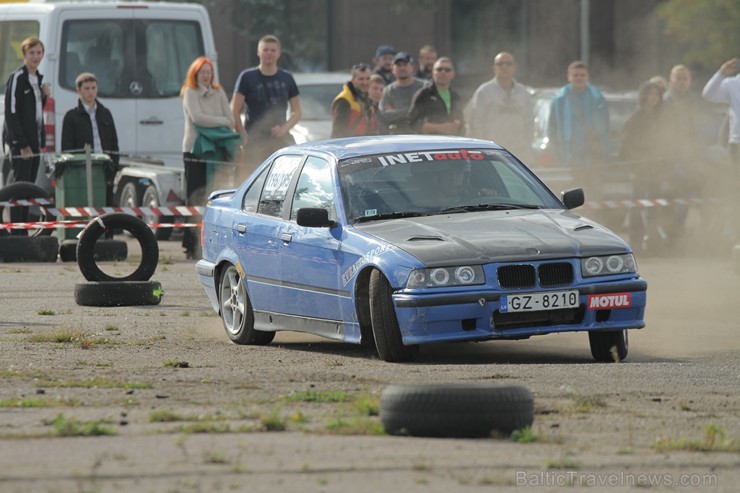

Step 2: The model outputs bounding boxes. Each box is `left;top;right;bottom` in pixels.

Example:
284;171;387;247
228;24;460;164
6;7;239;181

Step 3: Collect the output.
407;57;464;135
61;72;119;206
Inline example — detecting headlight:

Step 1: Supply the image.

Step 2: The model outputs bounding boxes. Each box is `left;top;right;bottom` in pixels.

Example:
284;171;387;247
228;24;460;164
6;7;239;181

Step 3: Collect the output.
407;265;485;288
581;254;636;277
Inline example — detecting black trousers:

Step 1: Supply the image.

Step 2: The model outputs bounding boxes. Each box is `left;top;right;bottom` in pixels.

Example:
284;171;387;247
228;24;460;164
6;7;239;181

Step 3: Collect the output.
182;152;205;254
8;147;41;235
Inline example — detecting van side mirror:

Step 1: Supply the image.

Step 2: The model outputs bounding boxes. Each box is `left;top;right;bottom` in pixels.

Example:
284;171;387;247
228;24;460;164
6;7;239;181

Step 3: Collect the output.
296;208;337;228
561;188;585;209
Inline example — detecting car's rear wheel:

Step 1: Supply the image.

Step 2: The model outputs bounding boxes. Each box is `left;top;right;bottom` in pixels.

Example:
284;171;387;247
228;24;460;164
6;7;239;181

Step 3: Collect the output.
589;329;628;362
369;269;418;362
219;264;274;345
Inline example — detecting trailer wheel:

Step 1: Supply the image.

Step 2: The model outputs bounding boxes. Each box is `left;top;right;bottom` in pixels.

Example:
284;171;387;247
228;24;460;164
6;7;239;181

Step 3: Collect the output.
77;213;158;282
142;185;173;241
75;281;164;306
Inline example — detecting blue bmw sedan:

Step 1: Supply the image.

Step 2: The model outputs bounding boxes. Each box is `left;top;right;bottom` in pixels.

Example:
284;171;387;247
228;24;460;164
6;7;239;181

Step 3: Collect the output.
196;135;646;362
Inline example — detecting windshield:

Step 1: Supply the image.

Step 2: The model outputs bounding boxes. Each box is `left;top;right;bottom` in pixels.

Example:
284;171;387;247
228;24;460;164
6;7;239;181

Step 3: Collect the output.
339;148;562;223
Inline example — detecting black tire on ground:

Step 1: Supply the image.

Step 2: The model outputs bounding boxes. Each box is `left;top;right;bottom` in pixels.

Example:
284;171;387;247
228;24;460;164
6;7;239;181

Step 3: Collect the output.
380;383;535;438
142;185;173;241
77;212;158;282
0;181;53;237
369;269;417;362
219;264;274;345
588;329;629;362
59;238;128;262
0;236;58;262
74;281;164;307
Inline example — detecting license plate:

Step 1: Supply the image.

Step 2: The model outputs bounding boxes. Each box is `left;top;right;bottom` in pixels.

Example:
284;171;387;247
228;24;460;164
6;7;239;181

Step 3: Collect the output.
500;290;579;313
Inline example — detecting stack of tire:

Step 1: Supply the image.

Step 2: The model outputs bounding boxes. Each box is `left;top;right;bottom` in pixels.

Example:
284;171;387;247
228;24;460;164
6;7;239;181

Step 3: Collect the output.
74;212;164;307
0;183;58;262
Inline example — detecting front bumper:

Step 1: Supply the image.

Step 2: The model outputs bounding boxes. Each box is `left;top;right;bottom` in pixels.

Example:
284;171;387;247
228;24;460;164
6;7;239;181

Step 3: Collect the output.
392;278;647;345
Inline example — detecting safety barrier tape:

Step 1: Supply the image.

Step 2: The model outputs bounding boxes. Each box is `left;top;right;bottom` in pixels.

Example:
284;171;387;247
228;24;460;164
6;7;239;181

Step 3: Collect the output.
0;198;55;207
43;206;205;217
0;220;200;230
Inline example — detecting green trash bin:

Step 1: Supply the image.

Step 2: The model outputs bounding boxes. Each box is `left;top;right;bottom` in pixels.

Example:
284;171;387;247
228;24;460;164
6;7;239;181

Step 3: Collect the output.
54;153;112;240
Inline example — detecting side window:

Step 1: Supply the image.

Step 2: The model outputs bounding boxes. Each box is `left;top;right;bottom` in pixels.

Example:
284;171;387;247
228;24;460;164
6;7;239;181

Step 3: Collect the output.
494;160;541;203
60;20;125;96
0;20;40;93
257;155;303;218
242;165;269;213
290;156;335;221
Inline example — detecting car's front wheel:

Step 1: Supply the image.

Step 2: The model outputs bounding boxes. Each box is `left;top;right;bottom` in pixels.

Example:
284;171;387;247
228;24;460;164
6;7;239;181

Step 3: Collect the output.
219;264;274;345
589;329;628;362
369;269;418;362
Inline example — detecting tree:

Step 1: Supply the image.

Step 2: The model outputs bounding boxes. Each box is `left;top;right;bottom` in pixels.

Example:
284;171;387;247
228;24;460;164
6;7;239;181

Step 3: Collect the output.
657;0;740;71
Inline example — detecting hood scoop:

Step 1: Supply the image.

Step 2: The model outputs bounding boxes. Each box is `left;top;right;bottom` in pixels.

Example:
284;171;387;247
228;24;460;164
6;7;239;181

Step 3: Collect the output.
573;224;594;232
406;235;446;242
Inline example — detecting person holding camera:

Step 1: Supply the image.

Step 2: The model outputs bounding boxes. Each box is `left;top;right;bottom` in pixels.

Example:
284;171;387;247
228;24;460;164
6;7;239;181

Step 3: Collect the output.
230;35;301;167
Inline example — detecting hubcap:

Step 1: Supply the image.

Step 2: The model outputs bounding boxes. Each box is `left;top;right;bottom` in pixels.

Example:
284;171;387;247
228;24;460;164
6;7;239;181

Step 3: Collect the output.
221;268;246;335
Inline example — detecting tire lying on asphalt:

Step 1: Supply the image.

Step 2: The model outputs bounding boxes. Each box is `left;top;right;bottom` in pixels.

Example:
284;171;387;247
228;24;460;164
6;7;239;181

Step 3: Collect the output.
74;281;164;307
380;383;534;438
77;212;158;282
0;236;58;262
59;238;128;263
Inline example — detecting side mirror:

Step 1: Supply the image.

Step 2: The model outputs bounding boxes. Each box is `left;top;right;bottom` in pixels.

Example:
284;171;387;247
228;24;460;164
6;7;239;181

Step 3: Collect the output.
296;208;337;228
561;188;585;210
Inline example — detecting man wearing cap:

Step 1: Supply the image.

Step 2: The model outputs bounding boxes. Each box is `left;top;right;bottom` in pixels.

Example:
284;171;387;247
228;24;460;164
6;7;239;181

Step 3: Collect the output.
379;52;425;134
372;45;396;85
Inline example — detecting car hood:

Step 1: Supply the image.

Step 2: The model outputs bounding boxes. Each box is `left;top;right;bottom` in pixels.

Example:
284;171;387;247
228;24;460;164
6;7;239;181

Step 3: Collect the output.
354;209;628;266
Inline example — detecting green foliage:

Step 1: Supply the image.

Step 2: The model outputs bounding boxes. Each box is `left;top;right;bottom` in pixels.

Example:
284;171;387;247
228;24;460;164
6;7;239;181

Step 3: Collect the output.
511;426;538;443
657;0;740;69
285;390;349;403
48;413;116;437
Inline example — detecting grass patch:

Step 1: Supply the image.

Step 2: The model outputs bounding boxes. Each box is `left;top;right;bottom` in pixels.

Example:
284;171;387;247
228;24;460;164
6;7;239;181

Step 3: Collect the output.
0;398;50;408
323;415;384;435
653;424;738;452
6;327;33;334
37;309;55;316
43;378;152;390
568;394;606;413
149;409;186;423
47;413;116;437
260;409;287;431
285;390;349;403
163;359;190;368
175;422;231;434
352;394;380;416
543;458;580;470
27;327;114;349
511;426;539;443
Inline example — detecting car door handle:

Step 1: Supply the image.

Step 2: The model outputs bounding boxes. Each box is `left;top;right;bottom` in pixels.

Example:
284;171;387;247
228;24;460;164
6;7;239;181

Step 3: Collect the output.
280;233;292;243
236;224;247;233
139;117;163;125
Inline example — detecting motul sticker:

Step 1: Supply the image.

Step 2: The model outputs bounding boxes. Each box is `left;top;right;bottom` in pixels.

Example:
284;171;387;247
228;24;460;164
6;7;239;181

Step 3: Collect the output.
587;293;632;310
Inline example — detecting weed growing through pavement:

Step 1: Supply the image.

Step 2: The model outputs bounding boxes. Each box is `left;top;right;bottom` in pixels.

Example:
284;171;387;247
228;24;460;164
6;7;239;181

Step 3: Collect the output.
6;327;32;334
653;423;738;452
27;327;114;349
43;378;152;390
0;398;50;408
37;309;55;316
163;359;190;368
511;426;539;443
46;413;116;436
285;390;349;403
323;415;383;435
352;394;380;416
204;451;228;464
260;409;287;431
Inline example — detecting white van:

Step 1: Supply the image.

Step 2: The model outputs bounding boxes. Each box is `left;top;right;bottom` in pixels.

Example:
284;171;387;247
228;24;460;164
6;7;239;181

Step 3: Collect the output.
1;0;218;164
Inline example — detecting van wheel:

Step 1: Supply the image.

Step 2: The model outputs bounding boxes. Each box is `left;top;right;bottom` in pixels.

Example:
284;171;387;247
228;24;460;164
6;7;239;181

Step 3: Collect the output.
117;182;138;209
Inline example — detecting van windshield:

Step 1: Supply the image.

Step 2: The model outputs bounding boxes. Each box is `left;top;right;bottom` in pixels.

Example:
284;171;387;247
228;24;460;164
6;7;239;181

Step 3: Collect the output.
0;20;40;94
60;19;204;98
